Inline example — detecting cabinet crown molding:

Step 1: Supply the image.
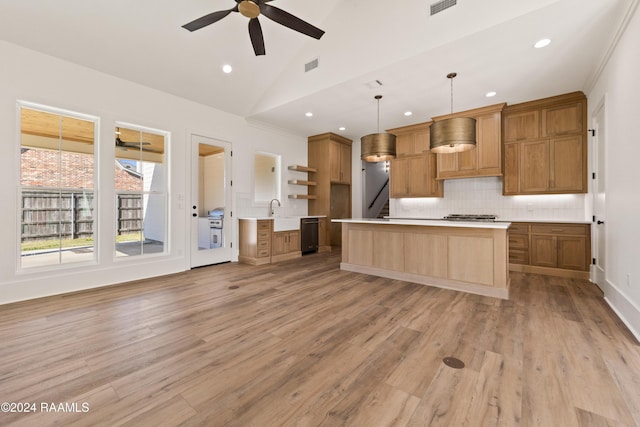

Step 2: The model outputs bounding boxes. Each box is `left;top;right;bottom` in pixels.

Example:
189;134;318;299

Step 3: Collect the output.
431;103;506;121
503;91;586;114
308;132;353;145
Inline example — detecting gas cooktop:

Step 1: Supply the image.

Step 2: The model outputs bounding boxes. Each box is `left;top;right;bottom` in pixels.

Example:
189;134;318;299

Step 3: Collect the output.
443;214;497;222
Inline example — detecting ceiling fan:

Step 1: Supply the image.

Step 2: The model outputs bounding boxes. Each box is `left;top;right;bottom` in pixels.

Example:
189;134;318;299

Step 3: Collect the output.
182;0;325;56
115;128;153;151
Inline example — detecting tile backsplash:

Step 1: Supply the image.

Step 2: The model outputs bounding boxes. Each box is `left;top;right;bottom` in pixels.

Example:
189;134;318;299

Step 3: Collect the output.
390;177;588;221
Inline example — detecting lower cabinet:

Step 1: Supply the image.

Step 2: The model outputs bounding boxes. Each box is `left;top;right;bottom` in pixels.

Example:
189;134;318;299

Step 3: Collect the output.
508;222;590;278
272;230;301;262
239;219;301;265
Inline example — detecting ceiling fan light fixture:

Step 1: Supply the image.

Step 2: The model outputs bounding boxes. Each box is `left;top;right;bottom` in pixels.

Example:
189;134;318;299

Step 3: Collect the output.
430;72;476;153
361;95;396;162
239;1;260;18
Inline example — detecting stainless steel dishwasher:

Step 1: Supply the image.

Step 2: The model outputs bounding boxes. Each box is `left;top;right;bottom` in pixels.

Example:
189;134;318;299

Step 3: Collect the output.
300;217;319;254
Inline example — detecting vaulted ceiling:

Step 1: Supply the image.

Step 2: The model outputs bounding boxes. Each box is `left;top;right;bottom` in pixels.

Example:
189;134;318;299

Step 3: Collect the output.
0;0;635;142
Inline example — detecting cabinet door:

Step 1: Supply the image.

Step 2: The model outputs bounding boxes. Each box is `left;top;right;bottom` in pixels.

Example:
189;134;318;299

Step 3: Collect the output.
530;235;557;268
557;236;587;270
550;135;584;192
408;156;428;196
503;143;520;194
520;140;550;193
288;231;301;253
477;112;501;171
414;130;430;154
271;232;287;256
329;141;341;183
395;134;414;157
390;158;409;198
503;110;539;142
340;143;351;184
542;102;583;137
437;152;458;174
426;153;443;197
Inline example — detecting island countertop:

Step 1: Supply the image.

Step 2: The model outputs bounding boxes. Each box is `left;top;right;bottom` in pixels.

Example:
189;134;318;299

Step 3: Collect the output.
332;217;510;230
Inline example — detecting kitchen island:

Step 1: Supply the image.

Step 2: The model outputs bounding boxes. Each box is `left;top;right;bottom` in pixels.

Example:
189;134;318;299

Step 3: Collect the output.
333;218;511;299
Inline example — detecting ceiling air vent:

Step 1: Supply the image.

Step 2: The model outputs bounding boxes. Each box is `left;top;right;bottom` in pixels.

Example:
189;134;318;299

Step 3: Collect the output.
305;58;319;72
430;0;457;16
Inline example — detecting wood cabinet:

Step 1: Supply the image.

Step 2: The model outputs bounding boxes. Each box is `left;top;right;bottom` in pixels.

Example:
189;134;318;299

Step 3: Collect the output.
239;219;302;264
433;103;506;180
508;222;529;265
503;92;587;195
387;122;443;198
308;133;353;250
329;140;351;184
508;222;590;279
271;230;301;262
238;219;272;265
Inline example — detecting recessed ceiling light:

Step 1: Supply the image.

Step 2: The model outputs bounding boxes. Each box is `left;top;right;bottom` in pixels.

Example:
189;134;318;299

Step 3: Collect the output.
486;91;497;98
339;126;346;131
222;64;233;73
305;112;313;117
534;38;551;49
404;111;413;116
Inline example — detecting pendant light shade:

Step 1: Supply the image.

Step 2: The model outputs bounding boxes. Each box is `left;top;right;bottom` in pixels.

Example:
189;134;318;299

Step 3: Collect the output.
430;73;476;154
361;95;396;162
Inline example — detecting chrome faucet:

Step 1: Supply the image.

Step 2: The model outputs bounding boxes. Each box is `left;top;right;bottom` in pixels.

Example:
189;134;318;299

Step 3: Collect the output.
269;198;281;217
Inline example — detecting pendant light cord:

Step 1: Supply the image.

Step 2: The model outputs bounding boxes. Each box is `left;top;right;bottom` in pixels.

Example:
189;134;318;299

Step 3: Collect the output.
450;76;454;115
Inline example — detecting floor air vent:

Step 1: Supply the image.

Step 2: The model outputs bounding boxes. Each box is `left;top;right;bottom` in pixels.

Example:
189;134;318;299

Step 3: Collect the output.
430;0;457;15
305;58;319;73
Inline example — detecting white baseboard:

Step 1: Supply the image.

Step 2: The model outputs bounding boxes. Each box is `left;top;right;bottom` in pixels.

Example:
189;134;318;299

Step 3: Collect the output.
601;279;640;343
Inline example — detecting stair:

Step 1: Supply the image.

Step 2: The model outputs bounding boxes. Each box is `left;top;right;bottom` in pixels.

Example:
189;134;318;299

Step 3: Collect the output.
377;200;389;218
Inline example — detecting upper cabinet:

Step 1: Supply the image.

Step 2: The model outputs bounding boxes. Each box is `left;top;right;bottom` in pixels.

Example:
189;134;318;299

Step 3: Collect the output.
328;139;351;184
502;92;587;195
387;122;443;198
433;103;506;180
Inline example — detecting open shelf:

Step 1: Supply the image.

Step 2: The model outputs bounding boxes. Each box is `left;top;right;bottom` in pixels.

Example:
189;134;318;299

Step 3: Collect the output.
288;165;317;173
288;179;317;186
288;194;317;200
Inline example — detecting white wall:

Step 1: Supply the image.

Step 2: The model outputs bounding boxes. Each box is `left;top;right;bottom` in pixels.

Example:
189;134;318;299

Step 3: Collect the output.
587;4;640;339
0;41;307;305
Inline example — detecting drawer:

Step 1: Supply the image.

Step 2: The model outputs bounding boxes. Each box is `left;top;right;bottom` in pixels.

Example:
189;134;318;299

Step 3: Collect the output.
509;249;529;265
509;234;529;250
531;224;588;236
509;223;529;234
257;221;271;231
258;239;270;249
258;231;270;241
257;248;270;258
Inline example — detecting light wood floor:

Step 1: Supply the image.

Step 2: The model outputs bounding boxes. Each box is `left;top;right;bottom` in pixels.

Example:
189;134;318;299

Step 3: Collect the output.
1;251;639;426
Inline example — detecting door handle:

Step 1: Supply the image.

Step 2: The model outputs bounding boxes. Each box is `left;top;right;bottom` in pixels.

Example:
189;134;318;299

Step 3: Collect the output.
192;213;197;217
597;220;604;224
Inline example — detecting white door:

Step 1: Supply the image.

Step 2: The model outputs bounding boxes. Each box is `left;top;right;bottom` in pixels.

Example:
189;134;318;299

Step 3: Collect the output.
190;134;233;268
592;101;606;288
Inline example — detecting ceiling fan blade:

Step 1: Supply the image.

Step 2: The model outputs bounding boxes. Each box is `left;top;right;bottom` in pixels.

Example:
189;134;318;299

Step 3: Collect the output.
260;4;324;40
182;7;238;32
248;18;266;56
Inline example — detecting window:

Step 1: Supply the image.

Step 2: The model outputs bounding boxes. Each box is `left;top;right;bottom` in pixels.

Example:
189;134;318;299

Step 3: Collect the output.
19;104;97;269
114;125;168;257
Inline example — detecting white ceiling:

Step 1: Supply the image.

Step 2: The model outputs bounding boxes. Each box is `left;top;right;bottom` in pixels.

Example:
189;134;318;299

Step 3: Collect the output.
0;0;635;142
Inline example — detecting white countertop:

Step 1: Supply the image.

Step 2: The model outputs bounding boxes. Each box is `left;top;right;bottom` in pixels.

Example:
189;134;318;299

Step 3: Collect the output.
238;215;326;220
332;218;511;230
385;217;591;225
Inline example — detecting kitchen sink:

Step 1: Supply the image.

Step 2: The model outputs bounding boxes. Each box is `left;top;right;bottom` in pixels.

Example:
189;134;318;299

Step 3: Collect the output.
272;217;300;232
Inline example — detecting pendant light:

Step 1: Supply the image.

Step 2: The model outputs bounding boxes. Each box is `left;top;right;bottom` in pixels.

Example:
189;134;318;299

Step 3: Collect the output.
361;95;396;162
430;73;476;154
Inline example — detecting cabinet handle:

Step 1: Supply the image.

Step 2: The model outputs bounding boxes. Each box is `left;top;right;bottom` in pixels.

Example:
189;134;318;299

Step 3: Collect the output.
551;228;564;232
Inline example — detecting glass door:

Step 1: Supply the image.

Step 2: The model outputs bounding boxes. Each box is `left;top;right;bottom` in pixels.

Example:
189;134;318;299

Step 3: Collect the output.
190;134;232;267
